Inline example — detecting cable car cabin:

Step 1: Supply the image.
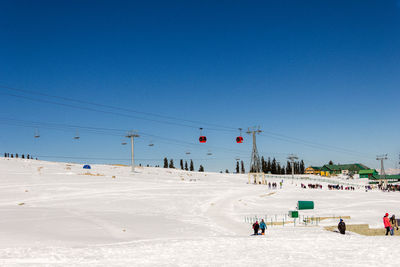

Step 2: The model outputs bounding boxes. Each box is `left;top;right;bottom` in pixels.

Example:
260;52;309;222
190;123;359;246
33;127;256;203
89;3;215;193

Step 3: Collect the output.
199;136;207;143
236;136;243;143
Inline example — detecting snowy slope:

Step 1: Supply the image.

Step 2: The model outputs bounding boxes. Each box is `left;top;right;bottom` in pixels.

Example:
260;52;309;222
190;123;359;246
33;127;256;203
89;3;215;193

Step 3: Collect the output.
0;157;399;266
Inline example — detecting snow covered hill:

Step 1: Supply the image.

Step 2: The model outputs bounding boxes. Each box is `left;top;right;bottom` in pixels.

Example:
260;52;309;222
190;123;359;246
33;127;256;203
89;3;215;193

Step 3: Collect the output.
0;157;399;266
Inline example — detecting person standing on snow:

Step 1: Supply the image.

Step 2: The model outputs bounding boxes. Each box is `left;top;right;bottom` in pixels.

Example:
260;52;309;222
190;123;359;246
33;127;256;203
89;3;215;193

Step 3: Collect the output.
383;213;392;236
252;221;260;235
338;219;346;235
390;215;398;232
260;219;266;235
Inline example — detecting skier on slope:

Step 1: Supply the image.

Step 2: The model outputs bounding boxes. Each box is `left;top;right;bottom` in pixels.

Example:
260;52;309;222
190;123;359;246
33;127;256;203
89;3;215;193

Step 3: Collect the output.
260;219;267;235
383;213;392;236
252;221;260;235
338;219;346;235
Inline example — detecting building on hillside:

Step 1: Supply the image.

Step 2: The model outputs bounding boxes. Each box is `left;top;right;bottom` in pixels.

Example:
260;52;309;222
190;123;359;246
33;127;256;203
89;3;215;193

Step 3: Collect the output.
359;169;378;179
305;166;322;175
320;163;369;177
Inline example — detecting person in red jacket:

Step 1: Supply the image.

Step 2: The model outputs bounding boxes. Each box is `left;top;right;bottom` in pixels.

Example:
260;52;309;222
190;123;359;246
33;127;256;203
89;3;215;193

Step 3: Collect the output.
383;213;391;236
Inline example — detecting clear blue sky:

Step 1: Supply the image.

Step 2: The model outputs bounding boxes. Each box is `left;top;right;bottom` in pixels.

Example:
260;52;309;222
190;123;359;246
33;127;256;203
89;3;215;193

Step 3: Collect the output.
0;0;399;172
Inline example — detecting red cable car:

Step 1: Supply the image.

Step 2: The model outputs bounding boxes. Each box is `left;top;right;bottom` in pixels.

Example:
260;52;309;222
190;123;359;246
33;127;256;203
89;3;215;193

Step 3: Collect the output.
236;128;243;143
199;128;207;143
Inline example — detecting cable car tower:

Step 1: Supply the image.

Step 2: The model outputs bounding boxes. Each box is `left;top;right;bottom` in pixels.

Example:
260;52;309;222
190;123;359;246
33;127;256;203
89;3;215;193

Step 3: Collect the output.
247;126;262;173
246;126;264;184
376;154;388;186
126;130;140;172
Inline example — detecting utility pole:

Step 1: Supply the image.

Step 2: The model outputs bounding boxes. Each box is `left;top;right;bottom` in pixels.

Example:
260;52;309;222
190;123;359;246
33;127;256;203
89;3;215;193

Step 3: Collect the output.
126;130;139;172
246;126;262;173
287;154;298;183
376;154;388;186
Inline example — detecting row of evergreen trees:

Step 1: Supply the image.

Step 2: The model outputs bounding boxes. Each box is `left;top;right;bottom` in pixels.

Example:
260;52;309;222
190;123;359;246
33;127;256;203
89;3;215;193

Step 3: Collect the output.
260;157;305;174
231;157;305;174
163;158;204;172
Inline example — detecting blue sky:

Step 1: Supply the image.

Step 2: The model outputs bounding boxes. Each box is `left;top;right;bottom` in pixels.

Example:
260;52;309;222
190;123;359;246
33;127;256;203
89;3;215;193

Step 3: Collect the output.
0;0;399;171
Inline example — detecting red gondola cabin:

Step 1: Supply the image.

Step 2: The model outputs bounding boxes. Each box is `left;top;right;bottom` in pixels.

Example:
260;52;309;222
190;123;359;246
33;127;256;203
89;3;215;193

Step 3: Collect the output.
199;136;207;143
236;136;243;143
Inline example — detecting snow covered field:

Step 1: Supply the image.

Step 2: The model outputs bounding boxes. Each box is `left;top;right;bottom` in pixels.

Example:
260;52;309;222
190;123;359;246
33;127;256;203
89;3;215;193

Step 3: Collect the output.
0;157;399;266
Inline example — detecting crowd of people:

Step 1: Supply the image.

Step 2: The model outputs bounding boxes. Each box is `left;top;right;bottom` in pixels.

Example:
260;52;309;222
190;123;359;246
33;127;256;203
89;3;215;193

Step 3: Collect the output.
379;184;400;192
301;183;322;189
3;153;37;160
327;184;355;190
268;181;282;189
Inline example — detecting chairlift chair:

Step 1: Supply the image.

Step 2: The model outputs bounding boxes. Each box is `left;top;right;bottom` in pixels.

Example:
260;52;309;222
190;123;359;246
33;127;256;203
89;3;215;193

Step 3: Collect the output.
73;130;80;140
34;129;40;138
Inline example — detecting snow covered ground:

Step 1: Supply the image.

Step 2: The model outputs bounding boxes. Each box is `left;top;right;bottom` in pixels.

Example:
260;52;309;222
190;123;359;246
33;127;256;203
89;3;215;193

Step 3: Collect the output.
0;157;399;266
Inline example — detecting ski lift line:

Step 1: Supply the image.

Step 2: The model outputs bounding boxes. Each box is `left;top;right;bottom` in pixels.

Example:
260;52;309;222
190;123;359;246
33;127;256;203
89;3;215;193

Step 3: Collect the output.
0;117;369;160
0;92;375;159
0;121;124;137
0;90;372;157
0;92;237;132
0;119;252;156
0;86;379;158
31;155;223;161
259;132;374;159
260;130;371;157
0;84;238;131
0;90;237;132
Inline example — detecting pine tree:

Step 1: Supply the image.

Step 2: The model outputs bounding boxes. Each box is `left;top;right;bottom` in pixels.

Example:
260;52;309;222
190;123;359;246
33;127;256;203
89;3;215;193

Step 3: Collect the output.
271;158;277;174
180;159;184;170
163;157;168;168
261;156;266;173
286;161;291;175
199;165;204;172
277;162;281;175
22;154;25;159
169;159;174;168
225;169;229;173
267;157;271;173
190;160;194;171
241;160;245;174
329;160;333;165
300;160;305;174
236;161;240;173
185;161;188;171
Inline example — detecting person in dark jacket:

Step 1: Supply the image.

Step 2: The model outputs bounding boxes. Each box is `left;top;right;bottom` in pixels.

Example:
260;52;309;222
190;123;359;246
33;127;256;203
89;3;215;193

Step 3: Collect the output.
390;215;398;231
252;221;260;235
338;219;346;235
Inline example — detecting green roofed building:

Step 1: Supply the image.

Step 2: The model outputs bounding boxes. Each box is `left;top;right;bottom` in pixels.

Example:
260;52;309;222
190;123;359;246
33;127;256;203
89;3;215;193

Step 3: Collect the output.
320;163;369;177
359;169;378;179
369;174;400;184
